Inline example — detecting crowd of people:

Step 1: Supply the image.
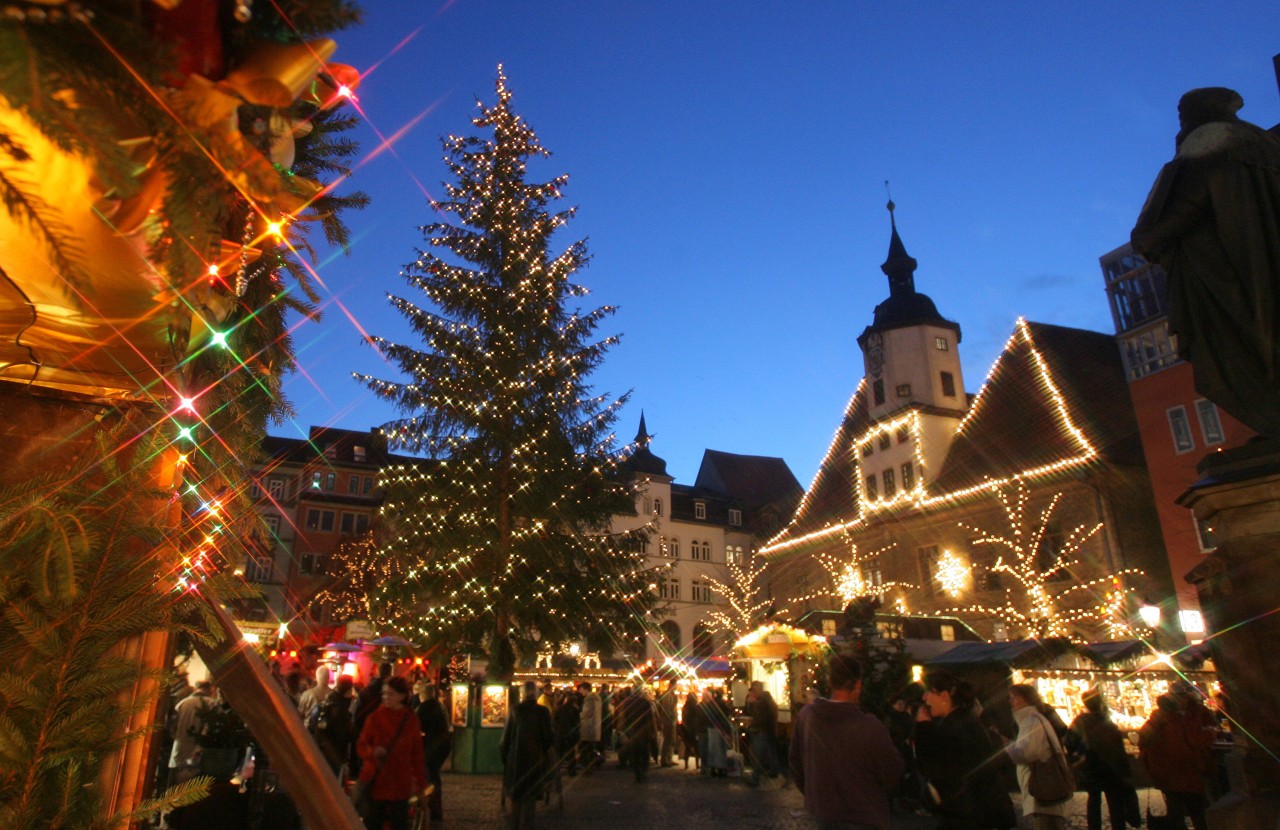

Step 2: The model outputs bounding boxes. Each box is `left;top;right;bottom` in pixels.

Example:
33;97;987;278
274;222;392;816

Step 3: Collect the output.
160;659;1226;830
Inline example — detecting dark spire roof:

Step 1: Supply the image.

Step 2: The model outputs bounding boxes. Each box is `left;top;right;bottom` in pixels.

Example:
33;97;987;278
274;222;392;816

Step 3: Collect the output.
881;199;919;297
859;201;959;345
623;411;669;477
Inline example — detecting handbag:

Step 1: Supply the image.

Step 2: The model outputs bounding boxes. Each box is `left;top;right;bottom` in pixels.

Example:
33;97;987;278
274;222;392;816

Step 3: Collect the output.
1027;713;1075;804
353;710;411;820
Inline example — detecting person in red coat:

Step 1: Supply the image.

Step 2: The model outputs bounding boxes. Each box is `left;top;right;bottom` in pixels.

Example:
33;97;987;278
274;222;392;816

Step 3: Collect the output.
357;676;427;830
1139;683;1216;830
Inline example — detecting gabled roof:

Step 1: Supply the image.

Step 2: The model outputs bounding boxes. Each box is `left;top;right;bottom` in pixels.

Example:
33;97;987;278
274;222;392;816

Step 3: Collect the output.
930;320;1141;496
694;449;802;511
762;383;869;549
763;319;1142;558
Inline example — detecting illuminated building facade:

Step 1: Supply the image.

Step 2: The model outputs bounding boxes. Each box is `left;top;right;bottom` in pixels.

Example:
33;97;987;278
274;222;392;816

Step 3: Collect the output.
1100;243;1255;637
618;415;802;660
763;213;1174;642
245;426;419;634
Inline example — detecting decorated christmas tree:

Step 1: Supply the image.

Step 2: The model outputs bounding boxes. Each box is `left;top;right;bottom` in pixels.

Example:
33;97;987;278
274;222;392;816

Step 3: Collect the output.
356;68;654;678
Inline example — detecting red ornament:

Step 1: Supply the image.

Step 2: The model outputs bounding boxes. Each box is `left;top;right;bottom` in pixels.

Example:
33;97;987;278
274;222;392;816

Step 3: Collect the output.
148;0;226;83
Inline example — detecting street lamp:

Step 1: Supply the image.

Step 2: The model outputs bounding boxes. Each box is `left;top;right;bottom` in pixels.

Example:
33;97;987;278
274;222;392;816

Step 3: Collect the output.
1138;601;1162;629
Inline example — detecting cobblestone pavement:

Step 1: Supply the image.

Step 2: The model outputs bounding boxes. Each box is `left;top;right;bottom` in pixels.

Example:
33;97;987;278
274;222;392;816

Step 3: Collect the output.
432;759;1157;829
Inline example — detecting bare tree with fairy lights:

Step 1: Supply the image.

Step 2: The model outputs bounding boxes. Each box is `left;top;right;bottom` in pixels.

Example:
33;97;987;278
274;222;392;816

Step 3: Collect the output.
702;555;773;641
946;480;1141;639
355;68;654;678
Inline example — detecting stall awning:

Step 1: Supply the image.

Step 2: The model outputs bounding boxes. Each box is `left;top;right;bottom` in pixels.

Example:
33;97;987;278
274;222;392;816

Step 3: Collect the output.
925;638;1073;668
1079;640;1150;665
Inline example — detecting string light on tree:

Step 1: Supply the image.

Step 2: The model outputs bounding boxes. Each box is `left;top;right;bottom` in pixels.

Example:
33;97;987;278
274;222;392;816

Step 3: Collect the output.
940;480;1143;640
352;67;654;678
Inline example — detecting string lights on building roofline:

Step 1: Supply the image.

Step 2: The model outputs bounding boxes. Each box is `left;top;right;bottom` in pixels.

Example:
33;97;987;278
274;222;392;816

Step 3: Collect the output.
762;317;1104;558
764;380;866;549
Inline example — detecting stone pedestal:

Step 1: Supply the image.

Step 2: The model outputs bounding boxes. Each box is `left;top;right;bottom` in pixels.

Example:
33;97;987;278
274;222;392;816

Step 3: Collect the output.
1179;441;1280;830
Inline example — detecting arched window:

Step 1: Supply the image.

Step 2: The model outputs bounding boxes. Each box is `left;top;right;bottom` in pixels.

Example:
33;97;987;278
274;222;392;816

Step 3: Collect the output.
669;537;680;558
691;622;716;659
660;619;682;651
653;497;663;516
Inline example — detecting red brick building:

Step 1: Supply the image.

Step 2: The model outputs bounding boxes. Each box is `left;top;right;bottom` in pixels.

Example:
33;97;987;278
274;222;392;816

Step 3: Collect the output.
1100;244;1255;638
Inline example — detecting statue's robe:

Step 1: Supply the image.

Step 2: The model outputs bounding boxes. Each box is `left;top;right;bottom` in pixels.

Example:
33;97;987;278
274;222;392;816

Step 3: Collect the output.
1132;121;1280;438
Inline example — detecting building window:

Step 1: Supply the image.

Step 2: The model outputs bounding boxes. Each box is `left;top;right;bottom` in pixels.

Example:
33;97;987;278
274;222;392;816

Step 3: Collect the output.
249;480;262;499
654;498;663;517
245;555;272;583
939;623;956;642
1179;609;1206;634
865;475;878;500
691;580;712;603
310;471;323;490
1194;517;1217;552
940;371;956;398
935;337;948;351
690;541;711;561
299;552;317;575
727;545;744;566
896;383;911;398
694;502;706;520
356;515;368;535
341;513;355;534
1195;399;1225;446
363;476;373;494
728;508;742;526
861;442;873;457
873;379;885;406
353;445;367;463
659;576;680;600
917;545;939;596
1119;322;1179;380
1167;406;1195;454
268;478;283;500
879;433;891;450
821;619;837;636
901;463;914;491
348;475;360;494
641;496;651;515
669;538;680;558
305;509;335;532
882;468;896;497
264;515;280;538
896;425;909;443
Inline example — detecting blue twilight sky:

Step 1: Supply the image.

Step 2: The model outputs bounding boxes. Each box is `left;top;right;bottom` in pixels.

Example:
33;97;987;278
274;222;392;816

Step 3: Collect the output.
280;2;1280;488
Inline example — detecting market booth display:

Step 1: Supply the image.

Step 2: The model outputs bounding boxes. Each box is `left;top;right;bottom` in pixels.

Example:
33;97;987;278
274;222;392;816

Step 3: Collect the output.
731;624;828;723
925;638;1218;733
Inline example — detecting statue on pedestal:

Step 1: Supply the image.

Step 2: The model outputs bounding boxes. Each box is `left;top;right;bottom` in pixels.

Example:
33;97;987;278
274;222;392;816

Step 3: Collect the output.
1131;87;1280;438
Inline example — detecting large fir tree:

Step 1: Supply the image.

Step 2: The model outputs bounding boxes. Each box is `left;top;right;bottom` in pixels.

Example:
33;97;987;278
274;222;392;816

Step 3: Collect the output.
356;68;654;677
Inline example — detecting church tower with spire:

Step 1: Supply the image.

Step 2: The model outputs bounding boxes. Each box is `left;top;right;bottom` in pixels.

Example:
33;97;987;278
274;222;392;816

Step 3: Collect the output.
854;202;967;505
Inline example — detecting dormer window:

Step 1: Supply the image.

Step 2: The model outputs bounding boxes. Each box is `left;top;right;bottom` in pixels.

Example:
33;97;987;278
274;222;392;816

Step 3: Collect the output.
353;445;367;463
728;509;742;526
694;502;707;520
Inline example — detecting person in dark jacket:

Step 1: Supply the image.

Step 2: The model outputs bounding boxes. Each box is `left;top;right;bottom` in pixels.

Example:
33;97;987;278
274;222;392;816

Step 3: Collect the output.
501;681;555;830
415;681;451;822
1069;691;1136;830
314;676;356;776
789;653;904;829
680;691;702;770
914;672;1017;830
553;688;581;774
